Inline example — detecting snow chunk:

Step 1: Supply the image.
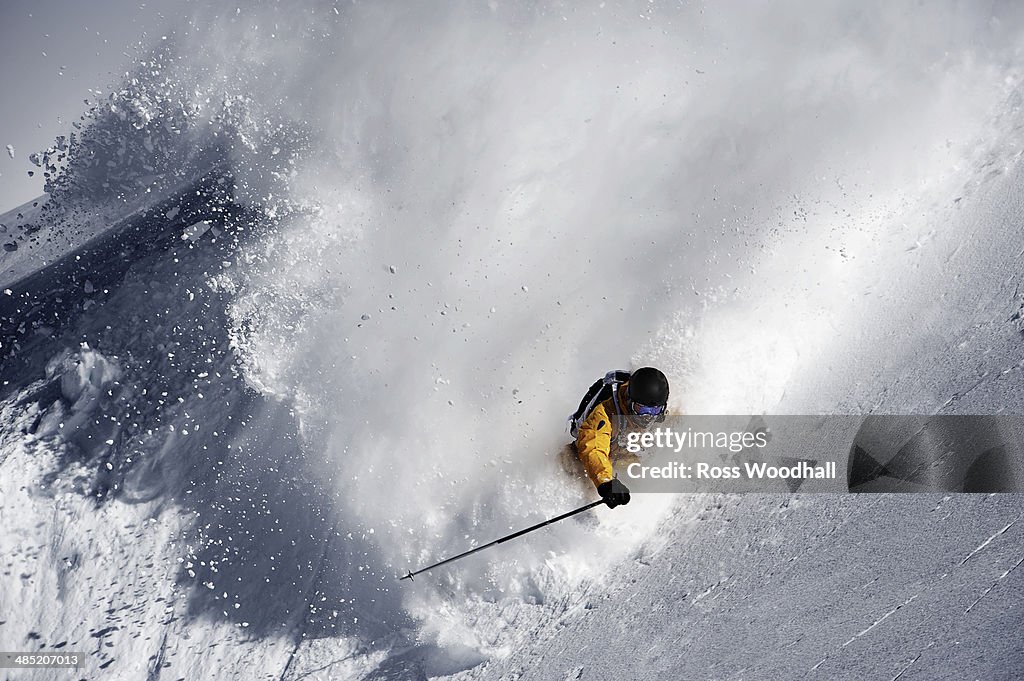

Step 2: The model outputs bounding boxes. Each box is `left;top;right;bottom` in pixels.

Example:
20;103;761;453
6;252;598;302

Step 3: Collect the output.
46;344;121;403
4;144;12;159
181;220;212;242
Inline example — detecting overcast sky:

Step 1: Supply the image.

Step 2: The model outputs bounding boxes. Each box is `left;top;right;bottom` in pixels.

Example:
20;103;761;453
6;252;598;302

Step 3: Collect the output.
0;1;172;211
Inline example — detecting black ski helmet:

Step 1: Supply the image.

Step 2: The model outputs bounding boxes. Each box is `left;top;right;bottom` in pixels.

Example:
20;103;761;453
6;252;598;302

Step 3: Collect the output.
627;367;669;407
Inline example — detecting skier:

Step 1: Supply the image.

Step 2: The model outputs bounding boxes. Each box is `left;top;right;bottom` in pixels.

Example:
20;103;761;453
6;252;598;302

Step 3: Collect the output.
566;367;670;508
401;368;671;580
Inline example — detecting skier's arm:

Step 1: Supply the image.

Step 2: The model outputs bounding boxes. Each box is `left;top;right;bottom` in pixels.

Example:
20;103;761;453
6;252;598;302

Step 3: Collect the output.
575;402;615;487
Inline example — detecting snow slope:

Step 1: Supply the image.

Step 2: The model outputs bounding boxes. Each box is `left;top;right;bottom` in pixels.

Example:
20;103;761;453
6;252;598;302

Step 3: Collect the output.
2;1;1024;679
467;494;1024;681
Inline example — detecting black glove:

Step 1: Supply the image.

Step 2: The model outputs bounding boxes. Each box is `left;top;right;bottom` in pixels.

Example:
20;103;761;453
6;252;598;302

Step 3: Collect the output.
597;478;631;508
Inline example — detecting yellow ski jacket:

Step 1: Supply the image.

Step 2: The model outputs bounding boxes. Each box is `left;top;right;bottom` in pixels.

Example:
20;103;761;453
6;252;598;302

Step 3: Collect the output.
575;393;641;487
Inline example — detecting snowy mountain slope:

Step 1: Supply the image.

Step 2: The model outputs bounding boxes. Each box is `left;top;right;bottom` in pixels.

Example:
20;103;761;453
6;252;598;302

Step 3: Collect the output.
0;169;228;293
0;170;241;380
451;114;1024;681
452;166;1024;681
465;494;1024;681
2;2;1024;680
0;175;336;679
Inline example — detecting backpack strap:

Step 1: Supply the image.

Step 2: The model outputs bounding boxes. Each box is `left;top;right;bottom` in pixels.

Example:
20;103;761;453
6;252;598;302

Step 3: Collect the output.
610;379;622;416
609;379;627;447
568;369;631;437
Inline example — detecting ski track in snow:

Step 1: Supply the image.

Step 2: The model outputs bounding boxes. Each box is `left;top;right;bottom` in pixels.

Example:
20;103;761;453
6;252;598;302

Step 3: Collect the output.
841;594;920;649
959;519;1017;566
964;553;1024;616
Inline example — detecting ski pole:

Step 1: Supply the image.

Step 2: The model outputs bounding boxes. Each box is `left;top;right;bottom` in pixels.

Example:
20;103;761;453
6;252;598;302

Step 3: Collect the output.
400;499;605;581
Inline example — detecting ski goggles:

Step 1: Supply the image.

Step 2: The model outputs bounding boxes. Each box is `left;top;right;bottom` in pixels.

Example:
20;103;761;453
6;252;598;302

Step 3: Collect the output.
630;401;666;416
